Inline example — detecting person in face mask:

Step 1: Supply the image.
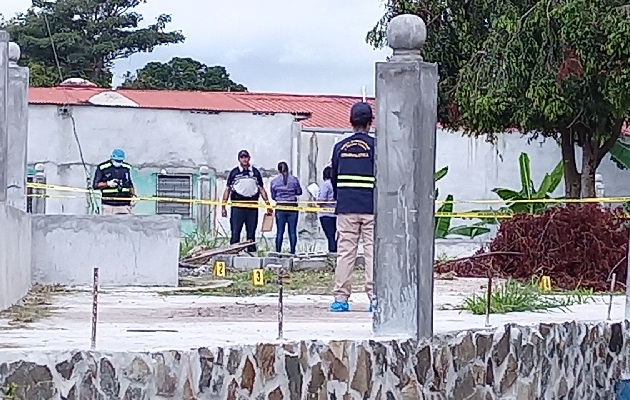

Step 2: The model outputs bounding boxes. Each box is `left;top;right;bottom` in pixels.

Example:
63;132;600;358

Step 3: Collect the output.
92;148;136;215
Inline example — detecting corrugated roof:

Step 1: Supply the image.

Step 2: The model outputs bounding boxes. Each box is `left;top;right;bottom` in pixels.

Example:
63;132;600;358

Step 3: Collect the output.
117;90;255;113
29;86;107;105
31;87;373;126
226;92;375;129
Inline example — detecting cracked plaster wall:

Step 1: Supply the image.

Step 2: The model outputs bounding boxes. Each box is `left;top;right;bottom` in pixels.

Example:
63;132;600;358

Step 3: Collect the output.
1;322;629;399
27;105;295;216
30;214;181;286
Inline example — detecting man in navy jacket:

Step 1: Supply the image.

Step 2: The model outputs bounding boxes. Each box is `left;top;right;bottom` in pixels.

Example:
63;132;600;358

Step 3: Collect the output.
329;102;375;312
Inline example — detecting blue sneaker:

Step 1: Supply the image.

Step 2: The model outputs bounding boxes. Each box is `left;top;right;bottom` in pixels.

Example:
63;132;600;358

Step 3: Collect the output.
329;301;350;312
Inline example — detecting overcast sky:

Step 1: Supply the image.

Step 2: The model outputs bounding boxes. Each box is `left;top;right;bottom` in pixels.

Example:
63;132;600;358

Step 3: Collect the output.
2;0;391;95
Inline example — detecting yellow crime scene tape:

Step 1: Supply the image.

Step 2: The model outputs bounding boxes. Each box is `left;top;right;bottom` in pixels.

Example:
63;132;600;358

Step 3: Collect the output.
26;182;630;219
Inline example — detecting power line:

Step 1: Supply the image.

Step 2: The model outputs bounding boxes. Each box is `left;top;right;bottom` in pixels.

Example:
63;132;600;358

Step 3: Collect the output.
42;12;100;214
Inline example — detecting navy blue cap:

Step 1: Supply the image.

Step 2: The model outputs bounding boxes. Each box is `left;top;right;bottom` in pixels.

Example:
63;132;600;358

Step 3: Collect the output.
350;102;373;125
238;149;250;158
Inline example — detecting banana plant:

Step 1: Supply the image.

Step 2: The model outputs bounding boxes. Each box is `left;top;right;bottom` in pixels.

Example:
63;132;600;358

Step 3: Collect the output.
434;166;491;239
492;152;564;214
467;152;564;224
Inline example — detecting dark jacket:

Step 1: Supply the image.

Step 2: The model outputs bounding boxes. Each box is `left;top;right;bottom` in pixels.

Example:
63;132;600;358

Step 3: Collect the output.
226;166;264;202
92;160;134;206
331;132;375;214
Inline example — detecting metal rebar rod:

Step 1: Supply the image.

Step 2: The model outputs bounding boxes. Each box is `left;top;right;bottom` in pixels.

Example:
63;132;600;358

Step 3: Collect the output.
485;272;492;327
277;268;284;340
608;273;617;321
91;266;99;349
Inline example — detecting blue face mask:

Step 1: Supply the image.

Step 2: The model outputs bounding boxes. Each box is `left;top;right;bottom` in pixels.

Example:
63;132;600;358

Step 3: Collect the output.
112;160;122;167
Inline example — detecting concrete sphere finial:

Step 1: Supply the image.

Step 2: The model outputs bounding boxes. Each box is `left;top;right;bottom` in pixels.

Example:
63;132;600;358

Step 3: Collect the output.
387;14;427;61
8;42;21;64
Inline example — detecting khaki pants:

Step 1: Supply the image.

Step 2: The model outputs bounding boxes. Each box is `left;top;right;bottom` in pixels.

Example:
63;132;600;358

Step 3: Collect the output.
333;213;374;302
102;204;132;215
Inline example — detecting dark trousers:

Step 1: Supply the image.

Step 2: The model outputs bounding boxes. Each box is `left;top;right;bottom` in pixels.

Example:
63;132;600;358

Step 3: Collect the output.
230;207;258;252
275;210;299;253
319;216;337;253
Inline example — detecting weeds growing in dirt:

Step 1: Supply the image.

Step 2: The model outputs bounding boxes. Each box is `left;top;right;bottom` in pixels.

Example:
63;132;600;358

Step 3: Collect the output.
456;278;593;315
1;382;19;399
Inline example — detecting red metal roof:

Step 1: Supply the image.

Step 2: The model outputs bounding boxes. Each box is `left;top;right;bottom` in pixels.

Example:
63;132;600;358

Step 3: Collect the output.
226;92;375;129
117;90;254;113
28;86;372;130
29;86;107;105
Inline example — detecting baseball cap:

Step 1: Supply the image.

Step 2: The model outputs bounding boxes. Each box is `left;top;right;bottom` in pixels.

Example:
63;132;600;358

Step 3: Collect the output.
350;102;373;125
238;149;250;158
110;148;125;161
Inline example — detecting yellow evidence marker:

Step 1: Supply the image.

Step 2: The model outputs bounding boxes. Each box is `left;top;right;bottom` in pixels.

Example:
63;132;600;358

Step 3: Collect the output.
538;276;552;292
213;261;226;277
252;268;265;286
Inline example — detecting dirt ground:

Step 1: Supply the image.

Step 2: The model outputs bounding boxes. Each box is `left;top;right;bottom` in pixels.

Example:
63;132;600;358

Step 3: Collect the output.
0;276;494;328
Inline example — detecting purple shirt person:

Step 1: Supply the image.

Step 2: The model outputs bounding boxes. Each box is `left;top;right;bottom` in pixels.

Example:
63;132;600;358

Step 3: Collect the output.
317;166;337;253
270;161;303;254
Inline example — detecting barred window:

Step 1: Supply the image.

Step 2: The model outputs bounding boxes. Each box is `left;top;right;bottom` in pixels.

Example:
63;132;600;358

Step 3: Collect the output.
26;175;33;213
156;174;193;218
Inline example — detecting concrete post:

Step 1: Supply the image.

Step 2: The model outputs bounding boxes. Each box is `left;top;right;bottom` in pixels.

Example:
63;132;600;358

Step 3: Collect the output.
7;42;29;211
33;163;47;214
0;32;9;203
626;238;630;321
197;165;211;232
373;14;438;340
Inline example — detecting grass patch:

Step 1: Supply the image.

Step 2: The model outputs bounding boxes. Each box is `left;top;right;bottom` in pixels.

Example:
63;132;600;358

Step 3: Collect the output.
2;382;19;399
164;269;365;297
0;284;69;329
179;229;230;259
456;278;594;315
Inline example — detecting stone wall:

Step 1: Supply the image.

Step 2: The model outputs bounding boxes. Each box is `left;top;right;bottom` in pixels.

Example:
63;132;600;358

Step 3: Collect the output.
31;214;181;287
1;321;628;399
0;203;31;311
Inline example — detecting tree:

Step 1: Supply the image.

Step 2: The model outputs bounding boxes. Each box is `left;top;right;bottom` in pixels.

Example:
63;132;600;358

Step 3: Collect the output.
2;0;185;87
368;1;630;198
121;57;247;92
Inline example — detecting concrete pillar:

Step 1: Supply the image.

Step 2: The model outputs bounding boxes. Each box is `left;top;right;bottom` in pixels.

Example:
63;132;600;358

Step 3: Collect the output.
626;238;630;321
7;42;28;211
0;31;9;203
373;15;438;340
197;165;211;232
33;163;46;214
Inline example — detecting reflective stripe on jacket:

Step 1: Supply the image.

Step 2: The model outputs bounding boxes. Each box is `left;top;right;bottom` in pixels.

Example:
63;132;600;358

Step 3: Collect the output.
331;132;375;214
93;160;134;206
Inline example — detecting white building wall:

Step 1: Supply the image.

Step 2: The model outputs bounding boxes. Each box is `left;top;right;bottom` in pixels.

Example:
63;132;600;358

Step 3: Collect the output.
27;105;295;230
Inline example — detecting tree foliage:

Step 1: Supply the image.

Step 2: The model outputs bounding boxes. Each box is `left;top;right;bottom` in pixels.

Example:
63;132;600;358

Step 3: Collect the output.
368;0;630;197
2;0;184;87
121;57;247;91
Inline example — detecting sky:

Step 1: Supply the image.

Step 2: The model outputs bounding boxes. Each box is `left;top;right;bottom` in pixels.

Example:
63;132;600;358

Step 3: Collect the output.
1;0;392;96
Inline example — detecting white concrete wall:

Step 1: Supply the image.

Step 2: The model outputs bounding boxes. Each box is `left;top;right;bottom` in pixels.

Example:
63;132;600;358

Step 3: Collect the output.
299;130;630;203
27;104;296;215
0;203;31;310
31;215;181;286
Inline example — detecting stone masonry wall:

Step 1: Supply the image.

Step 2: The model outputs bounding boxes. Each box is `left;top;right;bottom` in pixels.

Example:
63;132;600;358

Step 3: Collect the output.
1;321;628;400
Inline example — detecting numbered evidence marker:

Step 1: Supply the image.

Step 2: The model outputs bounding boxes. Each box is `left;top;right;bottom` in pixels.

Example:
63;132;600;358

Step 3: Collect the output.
252;268;265;286
213;261;226;277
